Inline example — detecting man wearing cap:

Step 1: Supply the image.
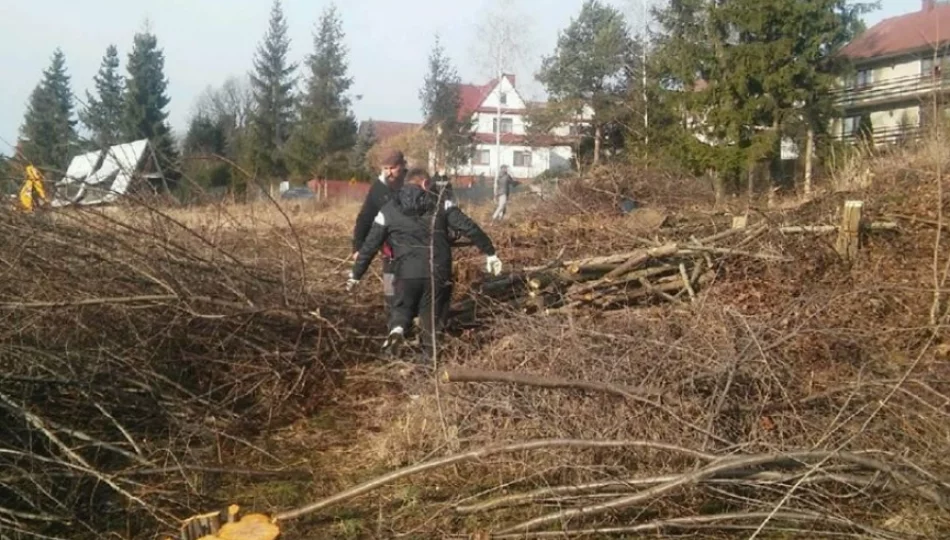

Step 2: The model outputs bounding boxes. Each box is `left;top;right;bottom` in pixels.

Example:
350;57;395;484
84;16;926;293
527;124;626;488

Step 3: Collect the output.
352;149;408;315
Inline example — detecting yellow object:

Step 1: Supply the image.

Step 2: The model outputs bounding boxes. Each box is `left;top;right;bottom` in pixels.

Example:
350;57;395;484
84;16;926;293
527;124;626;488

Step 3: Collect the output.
193;514;279;540
18;164;48;212
176;506;280;540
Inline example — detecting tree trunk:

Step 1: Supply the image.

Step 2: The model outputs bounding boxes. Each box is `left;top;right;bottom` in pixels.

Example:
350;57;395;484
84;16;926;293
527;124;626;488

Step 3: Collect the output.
593;125;602;166
803;127;814;197
747;164;755;202
710;169;724;206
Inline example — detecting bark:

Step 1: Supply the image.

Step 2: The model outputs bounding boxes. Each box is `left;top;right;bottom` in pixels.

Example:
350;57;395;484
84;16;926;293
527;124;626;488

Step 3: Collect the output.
804;127;814;197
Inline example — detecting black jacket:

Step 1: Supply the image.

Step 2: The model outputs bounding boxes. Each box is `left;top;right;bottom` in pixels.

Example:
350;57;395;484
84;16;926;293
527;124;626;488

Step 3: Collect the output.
352;186;495;283
352;175;401;253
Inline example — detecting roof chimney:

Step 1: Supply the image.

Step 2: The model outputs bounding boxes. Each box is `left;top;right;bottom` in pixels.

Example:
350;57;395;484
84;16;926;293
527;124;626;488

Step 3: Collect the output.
924;0;936;11
504;73;516;88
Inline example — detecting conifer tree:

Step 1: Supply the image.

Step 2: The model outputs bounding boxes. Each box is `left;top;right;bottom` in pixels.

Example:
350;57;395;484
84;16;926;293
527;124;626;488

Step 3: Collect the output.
419;35;473;170
288;4;357;177
80;45;124;149
537;0;636;165
19;48;78;171
249;0;297;178
124;26;177;171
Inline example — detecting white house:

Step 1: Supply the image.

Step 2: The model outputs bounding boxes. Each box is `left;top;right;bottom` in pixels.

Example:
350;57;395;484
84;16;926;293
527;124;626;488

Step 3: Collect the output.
52;139;167;206
360;74;589;182
453;73;588;180
832;0;950;145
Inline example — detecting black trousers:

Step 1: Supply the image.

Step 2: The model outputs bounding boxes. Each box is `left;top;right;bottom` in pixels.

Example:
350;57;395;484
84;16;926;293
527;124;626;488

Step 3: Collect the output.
382;257;395;314
391;277;452;356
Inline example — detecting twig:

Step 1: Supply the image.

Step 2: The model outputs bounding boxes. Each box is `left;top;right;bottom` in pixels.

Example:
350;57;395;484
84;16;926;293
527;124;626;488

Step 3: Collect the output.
272;439;714;522
499;450;944;534
679;263;696;301
441;366;662;398
489;510;896;539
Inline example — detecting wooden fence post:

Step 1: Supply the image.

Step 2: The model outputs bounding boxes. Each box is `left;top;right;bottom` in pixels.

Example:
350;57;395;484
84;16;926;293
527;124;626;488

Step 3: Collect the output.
835;200;863;261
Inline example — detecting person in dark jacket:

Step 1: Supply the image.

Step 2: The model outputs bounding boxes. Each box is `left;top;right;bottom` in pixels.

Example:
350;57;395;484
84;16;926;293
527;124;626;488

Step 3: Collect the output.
352;149;407;315
347;168;502;361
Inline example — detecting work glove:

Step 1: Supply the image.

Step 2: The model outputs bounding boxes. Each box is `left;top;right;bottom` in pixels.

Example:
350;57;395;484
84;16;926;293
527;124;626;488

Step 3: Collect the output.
345;276;359;292
485;255;503;276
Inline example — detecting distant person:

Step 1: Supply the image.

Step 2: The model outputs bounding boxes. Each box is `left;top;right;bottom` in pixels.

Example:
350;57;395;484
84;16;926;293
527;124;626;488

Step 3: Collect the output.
351;149;407;316
492;164;517;222
347;168;502;362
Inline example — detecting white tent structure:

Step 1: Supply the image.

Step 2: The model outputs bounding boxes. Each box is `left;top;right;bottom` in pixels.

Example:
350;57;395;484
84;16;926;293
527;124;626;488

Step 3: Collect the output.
53;139;166;207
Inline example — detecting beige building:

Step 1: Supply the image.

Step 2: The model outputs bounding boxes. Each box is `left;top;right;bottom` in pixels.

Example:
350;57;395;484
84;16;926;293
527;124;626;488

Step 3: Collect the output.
834;0;950;144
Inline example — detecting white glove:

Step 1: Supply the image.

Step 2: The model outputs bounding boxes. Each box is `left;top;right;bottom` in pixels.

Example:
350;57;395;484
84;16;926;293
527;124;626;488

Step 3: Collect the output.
485;255;503;276
345;276;359;292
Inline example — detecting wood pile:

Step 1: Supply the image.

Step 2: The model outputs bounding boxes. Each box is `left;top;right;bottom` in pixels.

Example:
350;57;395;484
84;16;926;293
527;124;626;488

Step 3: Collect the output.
470;224;788;313
464;209;900;315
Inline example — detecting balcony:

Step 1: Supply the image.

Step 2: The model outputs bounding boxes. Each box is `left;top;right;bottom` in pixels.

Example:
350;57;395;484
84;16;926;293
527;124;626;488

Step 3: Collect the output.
833;72;950;109
837;124;922;146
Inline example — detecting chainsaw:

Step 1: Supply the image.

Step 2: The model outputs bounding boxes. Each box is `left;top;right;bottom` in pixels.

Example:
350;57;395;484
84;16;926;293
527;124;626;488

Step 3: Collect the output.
168;505;280;540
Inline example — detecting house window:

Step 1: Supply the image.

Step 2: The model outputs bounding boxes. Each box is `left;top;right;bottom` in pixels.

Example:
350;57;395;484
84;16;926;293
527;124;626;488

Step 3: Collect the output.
493;118;514;134
568;124;581;136
922;57;944;78
473;149;491;165
513;151;532;167
854;69;872;88
842;116;858;137
500;92;507;105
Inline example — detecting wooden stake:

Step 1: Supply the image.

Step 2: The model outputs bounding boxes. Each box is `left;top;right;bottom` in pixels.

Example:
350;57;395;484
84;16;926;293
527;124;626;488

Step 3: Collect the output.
835;200;863;261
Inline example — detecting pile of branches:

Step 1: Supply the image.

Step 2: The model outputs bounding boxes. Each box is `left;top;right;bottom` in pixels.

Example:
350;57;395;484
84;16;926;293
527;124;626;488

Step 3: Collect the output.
0;205;366;538
467;223;787;314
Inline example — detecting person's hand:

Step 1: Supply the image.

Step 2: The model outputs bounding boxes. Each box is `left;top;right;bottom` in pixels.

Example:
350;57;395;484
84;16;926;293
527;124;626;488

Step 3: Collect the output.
345;276;359;292
485;255;503;276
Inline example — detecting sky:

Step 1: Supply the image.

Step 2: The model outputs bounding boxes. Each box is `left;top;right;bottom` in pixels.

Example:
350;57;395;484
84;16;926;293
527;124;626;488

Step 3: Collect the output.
0;0;913;154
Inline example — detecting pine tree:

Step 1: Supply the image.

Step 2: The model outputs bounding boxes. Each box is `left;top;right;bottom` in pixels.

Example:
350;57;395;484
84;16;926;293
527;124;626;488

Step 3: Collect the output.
651;0;869;195
288;4;358;177
123;26;177;172
353;120;377;175
537;0;636;165
80;45;124;149
19;48;78;171
249;0;297;178
419;35;473;170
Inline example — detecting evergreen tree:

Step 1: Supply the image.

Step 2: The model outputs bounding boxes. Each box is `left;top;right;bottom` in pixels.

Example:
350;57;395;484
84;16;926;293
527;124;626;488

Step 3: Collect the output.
80;45;124;149
249;0;297;178
419;35;473;170
651;0;870;194
124;27;178;172
288;4;358;177
19;48;78;171
353;120;377;175
537;0;636;165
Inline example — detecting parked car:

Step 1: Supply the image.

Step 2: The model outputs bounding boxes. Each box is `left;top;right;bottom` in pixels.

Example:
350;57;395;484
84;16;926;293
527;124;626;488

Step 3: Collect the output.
280;187;315;200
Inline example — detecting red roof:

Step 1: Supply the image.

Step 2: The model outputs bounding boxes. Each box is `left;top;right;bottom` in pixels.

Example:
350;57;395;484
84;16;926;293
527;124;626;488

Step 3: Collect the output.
362;120;420;142
840;2;950;60
457;74;518;119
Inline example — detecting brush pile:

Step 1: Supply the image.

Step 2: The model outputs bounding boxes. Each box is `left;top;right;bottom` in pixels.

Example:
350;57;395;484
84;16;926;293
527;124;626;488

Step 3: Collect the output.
0;203;373;539
467;222;791;314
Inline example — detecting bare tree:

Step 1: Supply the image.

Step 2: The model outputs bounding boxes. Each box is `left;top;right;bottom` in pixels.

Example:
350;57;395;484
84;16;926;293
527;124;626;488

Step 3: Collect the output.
193;76;254;131
471;0;534;194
